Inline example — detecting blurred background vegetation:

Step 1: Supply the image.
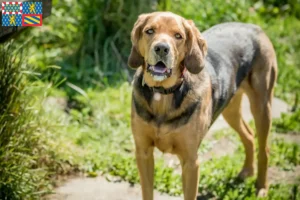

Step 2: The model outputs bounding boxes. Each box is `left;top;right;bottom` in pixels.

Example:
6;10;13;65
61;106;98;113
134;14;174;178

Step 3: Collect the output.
0;0;299;199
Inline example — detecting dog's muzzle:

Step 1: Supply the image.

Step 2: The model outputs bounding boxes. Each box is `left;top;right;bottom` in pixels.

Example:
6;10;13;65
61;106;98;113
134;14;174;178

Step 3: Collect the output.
147;61;172;81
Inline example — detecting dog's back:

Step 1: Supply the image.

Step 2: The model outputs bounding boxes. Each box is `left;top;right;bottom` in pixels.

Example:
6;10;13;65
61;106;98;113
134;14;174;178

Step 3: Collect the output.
202;23;264;122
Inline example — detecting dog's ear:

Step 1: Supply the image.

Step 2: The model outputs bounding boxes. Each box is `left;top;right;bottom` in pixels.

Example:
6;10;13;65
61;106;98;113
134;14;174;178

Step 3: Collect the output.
128;14;150;69
183;19;207;74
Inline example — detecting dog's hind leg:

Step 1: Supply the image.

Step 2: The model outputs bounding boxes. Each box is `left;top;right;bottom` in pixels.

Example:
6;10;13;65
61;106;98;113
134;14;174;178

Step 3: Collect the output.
244;32;277;197
222;88;255;179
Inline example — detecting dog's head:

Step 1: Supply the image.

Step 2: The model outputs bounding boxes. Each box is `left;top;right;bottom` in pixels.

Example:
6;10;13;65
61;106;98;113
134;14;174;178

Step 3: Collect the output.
128;12;207;87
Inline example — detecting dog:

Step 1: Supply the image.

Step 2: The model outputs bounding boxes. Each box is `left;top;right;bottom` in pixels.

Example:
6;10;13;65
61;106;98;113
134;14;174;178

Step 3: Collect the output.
128;11;277;200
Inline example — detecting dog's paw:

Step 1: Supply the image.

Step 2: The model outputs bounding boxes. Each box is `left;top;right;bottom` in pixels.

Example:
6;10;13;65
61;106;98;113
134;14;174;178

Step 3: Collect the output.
256;188;268;198
237;167;254;180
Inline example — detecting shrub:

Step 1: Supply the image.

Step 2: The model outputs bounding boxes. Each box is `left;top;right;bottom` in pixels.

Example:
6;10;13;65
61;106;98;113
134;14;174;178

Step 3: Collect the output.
251;0;300;18
24;0;156;88
0;43;49;200
273;109;300;133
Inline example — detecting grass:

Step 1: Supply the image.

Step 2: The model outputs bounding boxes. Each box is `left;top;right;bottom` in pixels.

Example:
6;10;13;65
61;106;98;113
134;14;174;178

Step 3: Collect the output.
273;109;300;133
1;0;299;199
0;43;50;200
40;82;299;199
0;44;80;199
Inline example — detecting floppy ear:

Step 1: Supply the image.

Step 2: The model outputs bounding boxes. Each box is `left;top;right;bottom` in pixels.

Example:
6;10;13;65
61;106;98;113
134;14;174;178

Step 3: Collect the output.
183;20;207;74
128;14;150;69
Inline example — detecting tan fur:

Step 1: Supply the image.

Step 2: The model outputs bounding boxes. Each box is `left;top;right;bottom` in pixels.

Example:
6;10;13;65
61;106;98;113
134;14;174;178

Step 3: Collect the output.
128;12;207;88
222;30;277;197
130;12;277;200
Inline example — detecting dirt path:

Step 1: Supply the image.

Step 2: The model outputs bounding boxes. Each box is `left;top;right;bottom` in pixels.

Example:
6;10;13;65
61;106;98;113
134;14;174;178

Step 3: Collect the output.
47;176;181;200
46;96;292;200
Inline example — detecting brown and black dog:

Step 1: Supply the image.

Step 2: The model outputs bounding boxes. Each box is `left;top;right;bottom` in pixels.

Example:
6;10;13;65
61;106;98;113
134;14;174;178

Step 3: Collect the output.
128;12;277;200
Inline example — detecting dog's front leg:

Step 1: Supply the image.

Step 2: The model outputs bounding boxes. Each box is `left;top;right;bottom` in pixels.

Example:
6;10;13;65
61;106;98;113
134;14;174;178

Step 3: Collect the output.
135;144;154;200
180;154;200;200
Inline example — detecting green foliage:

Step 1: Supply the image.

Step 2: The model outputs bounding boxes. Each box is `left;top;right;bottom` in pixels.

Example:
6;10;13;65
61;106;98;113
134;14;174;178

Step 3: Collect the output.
0;44;78;200
1;0;299;199
251;0;300;18
23;0;156;88
270;138;300;168
0;43;47;200
24;0;300;104
37;83;299;199
273;109;300;133
159;0;256;30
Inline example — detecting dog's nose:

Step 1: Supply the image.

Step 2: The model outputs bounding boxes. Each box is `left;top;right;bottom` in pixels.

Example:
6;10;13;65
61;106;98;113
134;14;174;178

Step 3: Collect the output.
154;43;170;57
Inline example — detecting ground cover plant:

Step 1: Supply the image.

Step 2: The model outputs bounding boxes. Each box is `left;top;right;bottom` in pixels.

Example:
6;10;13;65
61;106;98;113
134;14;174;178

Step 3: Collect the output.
40;83;299;199
0;42;83;199
0;0;299;199
0;43;53;199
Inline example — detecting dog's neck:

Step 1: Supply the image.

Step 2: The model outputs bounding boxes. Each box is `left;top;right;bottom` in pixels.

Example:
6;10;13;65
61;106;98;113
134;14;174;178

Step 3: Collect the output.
143;79;184;94
143;65;187;114
144;78;186;116
132;68;212;129
142;67;186;95
134;70;190;117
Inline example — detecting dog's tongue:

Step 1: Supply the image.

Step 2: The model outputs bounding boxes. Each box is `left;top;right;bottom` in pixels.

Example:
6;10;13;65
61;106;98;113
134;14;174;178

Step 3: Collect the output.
153;62;167;73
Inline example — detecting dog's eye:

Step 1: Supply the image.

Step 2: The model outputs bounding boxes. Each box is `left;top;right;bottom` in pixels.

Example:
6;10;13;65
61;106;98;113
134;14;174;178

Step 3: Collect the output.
175;33;182;39
145;29;154;35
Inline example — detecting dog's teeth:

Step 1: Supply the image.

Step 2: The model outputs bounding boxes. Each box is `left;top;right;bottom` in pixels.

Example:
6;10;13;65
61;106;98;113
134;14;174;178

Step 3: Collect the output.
153;75;167;81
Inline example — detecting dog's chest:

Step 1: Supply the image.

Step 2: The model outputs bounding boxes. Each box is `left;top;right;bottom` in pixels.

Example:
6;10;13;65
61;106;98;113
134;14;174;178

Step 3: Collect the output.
149;123;187;154
153;130;175;153
151;92;173;115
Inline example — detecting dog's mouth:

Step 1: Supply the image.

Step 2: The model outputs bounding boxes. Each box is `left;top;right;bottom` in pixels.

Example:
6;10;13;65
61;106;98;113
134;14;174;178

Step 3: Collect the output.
147;61;172;81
